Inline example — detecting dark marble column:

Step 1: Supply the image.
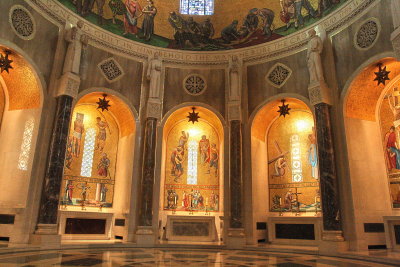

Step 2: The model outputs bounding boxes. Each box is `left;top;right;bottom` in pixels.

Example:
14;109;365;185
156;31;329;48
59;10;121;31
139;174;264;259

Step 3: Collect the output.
37;95;73;225
138;117;158;226
230;120;243;228
315;103;341;231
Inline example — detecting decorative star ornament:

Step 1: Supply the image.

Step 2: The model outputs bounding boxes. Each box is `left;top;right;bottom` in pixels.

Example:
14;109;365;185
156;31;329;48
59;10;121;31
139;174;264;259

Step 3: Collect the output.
374;63;390;86
0;50;13;74
187;107;200;124
96;94;111;112
277;99;291;117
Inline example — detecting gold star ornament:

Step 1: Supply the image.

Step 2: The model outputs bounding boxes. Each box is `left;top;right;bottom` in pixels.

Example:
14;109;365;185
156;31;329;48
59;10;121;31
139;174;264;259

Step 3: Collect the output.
187;107;200;124
96;94;111;112
277;99;291;117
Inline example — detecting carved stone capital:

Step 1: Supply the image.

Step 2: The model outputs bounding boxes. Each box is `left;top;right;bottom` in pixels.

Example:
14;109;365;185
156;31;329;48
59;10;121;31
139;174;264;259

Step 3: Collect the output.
391;27;400;61
308;81;331;106
322;230;345;242
228;102;241;121
57;72;80;98
146;99;162;119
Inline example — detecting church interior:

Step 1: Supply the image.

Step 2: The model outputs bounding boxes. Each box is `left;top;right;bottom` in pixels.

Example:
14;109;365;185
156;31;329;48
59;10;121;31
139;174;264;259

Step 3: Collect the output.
1;0;400;266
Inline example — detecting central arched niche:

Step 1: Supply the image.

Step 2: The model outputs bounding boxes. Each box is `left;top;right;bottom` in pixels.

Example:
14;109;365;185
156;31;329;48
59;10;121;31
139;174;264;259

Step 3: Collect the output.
159;106;224;241
59;92;136;240
251;98;320;225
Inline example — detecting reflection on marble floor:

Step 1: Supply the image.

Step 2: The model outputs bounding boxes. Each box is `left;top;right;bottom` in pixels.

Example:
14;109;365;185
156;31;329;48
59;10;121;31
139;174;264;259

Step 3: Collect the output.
0;248;398;267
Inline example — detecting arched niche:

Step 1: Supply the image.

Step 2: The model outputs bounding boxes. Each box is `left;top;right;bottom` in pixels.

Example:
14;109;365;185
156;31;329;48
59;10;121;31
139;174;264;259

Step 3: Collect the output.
342;57;400;249
59;91;136;240
158;105;224;241
251;98;320;225
0;45;43;209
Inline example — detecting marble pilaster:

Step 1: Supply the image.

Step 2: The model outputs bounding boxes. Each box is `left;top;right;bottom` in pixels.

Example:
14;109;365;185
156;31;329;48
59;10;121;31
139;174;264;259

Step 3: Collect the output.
314;103;342;236
138;117;158;227
391;26;400;61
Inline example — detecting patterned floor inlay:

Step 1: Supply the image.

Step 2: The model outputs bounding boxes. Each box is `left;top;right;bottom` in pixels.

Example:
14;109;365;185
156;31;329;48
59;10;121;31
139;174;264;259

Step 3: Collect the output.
0;248;397;266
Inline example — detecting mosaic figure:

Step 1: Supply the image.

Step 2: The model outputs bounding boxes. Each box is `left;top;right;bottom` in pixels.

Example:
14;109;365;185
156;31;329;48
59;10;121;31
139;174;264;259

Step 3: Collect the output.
258;8;275;38
385;126;400;170
221;20;239;43
71;113;85;157
123;0;142;36
100;184;108;202
307;128;319;179
141;0;157;41
79;182;91;202
199;135;210;165
168;11;189;47
208;143;219;177
98;153;111;177
96;116;109;152
64;180;74;203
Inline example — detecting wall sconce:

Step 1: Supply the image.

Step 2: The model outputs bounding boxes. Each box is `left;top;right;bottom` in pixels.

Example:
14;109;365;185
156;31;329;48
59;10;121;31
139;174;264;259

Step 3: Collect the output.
0;50;13;74
374;63;390;86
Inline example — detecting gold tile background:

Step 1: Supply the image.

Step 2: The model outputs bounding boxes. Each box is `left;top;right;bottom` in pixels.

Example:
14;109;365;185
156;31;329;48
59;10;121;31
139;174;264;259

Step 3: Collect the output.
61;103;120;206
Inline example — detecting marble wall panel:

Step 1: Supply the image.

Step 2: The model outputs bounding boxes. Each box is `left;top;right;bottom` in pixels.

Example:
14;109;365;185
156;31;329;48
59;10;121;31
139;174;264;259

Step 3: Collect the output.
163;67;225;117
0;0;59;87
332;0;394;92
79;45;143;112
247;51;309;117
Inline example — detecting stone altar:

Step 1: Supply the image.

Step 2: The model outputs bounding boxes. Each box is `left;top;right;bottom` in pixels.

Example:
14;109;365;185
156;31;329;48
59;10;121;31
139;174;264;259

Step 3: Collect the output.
166;215;218;242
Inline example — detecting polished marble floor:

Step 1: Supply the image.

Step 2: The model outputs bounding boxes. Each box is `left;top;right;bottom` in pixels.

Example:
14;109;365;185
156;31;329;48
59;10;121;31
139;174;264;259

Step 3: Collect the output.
0;247;398;267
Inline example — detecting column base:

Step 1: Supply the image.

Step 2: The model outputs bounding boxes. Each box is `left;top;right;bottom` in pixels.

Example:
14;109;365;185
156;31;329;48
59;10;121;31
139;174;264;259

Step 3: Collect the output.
30;234;61;248
30;224;61;248
135;226;156;246
226;228;246;248
35;224;58;235
322;230;344;242
391;27;400;61
319;232;347;255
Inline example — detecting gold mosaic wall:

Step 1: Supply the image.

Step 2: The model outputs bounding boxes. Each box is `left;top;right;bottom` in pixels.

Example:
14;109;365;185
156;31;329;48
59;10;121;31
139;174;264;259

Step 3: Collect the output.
346;58;400;121
0;51;41;111
380;83;400;208
61;104;119;208
0;82;4;126
88;0;318;39
267;110;320;212
164;119;220;212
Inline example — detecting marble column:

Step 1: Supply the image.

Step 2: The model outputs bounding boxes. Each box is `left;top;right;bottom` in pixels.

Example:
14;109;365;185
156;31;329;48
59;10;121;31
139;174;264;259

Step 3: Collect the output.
138;117;157;227
314;103;342;233
36;95;73;231
230;120;243;228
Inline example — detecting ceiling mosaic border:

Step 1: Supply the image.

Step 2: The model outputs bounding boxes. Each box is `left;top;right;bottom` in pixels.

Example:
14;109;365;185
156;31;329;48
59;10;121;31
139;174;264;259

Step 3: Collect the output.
28;0;376;64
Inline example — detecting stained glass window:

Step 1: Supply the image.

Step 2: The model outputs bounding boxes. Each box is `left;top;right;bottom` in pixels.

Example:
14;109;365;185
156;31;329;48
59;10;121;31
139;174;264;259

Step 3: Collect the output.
18;118;35;171
180;0;214;15
187;140;198;184
80;128;96;177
